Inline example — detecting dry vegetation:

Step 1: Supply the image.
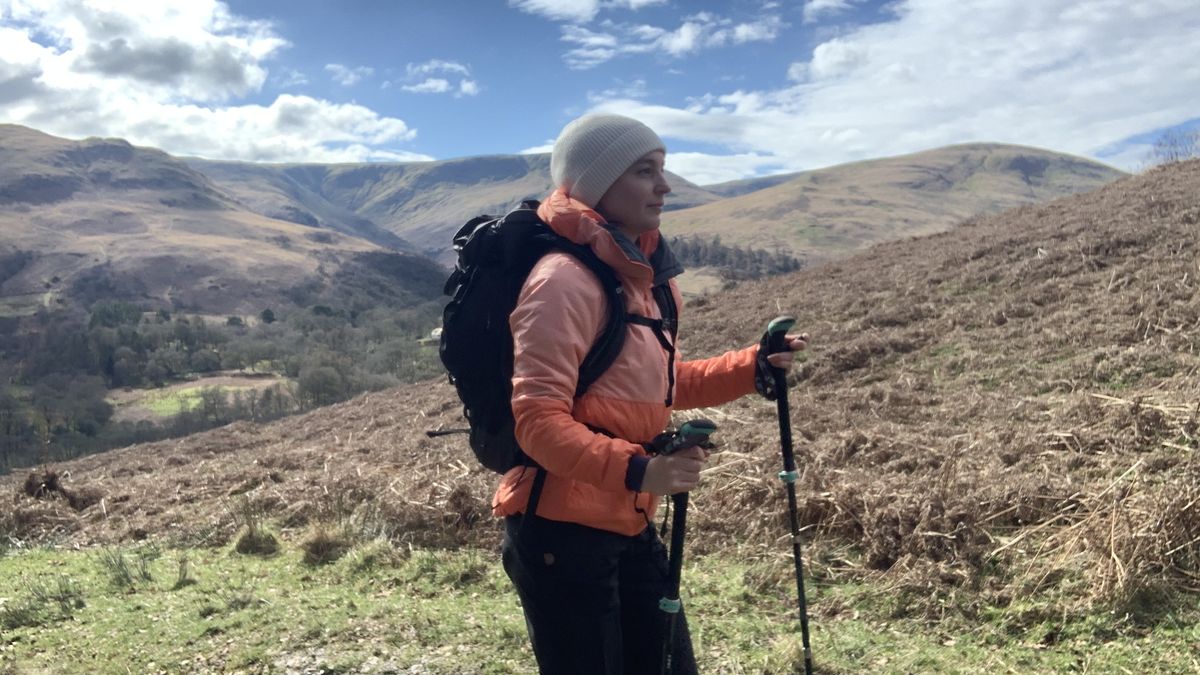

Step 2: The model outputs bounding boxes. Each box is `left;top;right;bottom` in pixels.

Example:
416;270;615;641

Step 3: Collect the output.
661;143;1125;262
4;160;1198;621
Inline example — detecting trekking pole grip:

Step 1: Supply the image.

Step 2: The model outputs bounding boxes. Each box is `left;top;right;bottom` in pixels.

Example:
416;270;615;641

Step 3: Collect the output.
766;315;796;359
657;419;717;456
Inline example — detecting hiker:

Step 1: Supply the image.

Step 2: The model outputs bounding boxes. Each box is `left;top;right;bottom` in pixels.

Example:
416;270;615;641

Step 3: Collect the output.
494;113;807;674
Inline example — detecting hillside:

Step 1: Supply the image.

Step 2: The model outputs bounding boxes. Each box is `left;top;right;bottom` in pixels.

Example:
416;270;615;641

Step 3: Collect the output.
0;125;444;318
189;154;723;259
6;159;1197;619
178;159;417;252
194;144;1123;267
661;143;1126;262
1;125;1128;315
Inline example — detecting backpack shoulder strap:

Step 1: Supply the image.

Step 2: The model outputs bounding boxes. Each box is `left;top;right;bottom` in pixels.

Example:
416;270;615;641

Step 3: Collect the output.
625;282;679;406
652;283;678;340
544;238;629;399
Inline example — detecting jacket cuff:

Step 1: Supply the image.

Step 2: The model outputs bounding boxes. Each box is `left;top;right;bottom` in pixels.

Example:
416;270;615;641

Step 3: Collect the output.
625;454;650;492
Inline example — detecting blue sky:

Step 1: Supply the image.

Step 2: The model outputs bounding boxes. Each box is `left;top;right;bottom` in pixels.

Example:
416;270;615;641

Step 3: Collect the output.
1;0;1197;184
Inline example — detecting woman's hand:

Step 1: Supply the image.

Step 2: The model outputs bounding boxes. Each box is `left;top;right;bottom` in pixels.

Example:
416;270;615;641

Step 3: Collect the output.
765;333;810;370
640;446;708;496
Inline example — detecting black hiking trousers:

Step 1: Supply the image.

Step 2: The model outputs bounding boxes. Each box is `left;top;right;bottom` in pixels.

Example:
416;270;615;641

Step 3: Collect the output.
502;514;698;675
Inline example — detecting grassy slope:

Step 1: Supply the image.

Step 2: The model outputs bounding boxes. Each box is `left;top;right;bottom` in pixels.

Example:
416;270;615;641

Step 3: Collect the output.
660;143;1125;261
2;542;1196;674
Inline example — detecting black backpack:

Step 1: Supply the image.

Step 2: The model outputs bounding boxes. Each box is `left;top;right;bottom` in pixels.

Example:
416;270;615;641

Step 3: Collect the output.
438;199;677;473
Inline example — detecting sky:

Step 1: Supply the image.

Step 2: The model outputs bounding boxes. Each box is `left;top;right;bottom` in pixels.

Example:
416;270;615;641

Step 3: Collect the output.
1;0;1198;185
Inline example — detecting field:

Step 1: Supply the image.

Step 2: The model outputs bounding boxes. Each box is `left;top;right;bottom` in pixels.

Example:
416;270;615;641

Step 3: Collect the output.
3;540;1197;673
675;266;730;298
2;160;1199;672
107;374;288;424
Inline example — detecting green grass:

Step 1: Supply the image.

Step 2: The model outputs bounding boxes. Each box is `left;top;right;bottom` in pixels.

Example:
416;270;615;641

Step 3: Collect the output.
1;542;1197;674
134;386;253;417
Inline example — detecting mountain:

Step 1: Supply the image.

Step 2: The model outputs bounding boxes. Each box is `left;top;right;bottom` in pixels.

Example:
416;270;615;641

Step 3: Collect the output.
0;125;1128;320
186;143;1123;269
660;143;1126;262
7;159;1197;617
0;125;444;318
179;158;417;252
701;172;800;197
189;154;723;259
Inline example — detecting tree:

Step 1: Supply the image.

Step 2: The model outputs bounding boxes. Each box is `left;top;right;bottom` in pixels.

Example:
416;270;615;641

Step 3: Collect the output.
191;348;221;374
298;366;344;408
111;346;143;387
0;387;29;469
88;301;142;329
149;345;189;381
198;387;229;425
260;308;276;324
143;360;168;387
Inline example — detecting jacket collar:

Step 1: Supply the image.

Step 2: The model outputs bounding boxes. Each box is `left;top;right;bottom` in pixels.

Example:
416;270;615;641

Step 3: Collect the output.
536;188;682;288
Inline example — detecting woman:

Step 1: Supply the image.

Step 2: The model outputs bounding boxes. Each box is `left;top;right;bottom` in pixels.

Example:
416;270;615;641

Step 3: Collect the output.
494;113;807;674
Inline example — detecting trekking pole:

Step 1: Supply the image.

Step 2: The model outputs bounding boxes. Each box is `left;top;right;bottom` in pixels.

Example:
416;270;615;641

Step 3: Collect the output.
655;418;718;675
766;316;814;675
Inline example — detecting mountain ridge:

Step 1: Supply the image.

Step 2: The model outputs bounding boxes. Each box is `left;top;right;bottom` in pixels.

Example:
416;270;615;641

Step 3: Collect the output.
0;124;1126;319
660;141;1126;263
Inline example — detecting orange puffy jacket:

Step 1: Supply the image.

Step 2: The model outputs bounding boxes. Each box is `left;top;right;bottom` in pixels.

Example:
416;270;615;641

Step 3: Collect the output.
491;189;759;536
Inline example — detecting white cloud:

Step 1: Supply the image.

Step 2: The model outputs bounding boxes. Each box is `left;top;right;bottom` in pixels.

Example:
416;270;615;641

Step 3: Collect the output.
616;0;668;10
407;59;470;77
3;0;286;102
581;0;1200;180
519;140;555;154
665;151;780;185
273;67;308;87
325;63;373;86
403;78;451;94
562;12;784;69
803;0;856;23
509;0;667;23
808;38;867;79
0;0;428;163
510;0;601;23
397;59;479;97
587;79;649;103
731;17;783;43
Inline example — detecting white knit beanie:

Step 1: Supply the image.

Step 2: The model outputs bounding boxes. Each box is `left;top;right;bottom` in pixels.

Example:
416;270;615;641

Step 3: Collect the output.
550;114;666;208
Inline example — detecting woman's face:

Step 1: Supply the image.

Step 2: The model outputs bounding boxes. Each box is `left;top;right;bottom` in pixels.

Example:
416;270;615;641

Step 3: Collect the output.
595;150;671;240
